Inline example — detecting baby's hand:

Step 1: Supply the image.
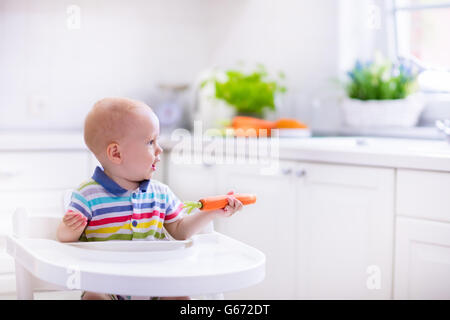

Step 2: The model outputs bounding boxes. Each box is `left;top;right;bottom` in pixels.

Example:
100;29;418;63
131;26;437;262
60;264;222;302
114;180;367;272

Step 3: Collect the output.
217;190;243;218
63;210;88;232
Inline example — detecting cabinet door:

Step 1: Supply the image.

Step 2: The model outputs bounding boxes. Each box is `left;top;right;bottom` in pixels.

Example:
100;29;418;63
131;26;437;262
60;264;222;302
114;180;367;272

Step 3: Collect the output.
394;217;450;299
167;152;219;202
0;151;90;190
214;160;298;299
295;162;395;299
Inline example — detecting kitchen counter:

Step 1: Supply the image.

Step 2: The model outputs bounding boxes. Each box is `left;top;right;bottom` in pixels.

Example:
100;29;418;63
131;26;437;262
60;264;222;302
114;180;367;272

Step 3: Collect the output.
315;126;443;140
169;135;450;172
278;137;450;172
1;132;449;172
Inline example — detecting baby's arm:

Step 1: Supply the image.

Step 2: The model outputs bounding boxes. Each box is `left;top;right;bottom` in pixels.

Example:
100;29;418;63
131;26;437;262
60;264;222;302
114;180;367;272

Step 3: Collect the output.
164;191;243;240
56;210;87;242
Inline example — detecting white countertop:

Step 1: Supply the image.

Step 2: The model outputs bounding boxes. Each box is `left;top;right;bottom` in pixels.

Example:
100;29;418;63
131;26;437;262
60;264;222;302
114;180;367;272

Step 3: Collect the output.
1;132;449;172
170;135;450;172
278;137;450;172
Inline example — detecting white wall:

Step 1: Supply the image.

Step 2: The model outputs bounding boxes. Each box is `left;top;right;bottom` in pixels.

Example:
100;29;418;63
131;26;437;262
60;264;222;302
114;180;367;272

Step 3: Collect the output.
0;0;214;130
1;0;399;132
204;0;341;128
200;0;397;131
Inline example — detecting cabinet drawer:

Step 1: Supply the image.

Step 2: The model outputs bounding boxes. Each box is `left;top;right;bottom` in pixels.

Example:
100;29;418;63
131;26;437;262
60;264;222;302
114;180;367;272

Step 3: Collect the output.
397;169;450;223
0;151;90;190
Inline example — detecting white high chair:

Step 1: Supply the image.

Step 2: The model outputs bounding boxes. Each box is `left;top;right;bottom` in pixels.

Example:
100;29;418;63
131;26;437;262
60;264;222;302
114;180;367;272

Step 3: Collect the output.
6;190;265;300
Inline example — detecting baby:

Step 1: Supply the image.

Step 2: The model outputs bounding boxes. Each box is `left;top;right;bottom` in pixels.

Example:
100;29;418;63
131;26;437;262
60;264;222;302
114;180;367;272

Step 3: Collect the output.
56;97;243;300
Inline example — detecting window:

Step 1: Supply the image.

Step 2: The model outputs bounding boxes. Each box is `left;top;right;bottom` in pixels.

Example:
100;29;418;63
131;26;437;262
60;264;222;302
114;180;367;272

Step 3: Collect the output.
393;0;450;92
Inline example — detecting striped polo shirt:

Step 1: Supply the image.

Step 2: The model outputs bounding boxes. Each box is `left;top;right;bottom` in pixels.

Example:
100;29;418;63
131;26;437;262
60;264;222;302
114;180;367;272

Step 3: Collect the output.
67;166;184;242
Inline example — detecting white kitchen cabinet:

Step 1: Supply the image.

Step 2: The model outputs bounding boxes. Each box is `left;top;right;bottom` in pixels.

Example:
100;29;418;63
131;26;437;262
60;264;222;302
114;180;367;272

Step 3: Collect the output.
169;157;396;299
394;169;450;299
397;169;450;223
295;162;395;299
394;217;450;299
167;152;219;201
0;151;90;191
214;159;298;299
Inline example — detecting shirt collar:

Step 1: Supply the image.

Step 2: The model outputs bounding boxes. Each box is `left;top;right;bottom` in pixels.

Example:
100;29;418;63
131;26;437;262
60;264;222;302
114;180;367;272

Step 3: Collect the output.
92;166;150;196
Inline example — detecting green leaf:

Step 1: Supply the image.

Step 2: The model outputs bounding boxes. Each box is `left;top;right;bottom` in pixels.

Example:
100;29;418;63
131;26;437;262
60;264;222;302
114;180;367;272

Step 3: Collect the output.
345;57;418;100
182;201;202;215
203;65;286;117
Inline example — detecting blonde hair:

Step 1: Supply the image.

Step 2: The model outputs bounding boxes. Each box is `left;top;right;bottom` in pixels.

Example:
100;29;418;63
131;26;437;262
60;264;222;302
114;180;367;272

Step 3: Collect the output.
84;97;150;157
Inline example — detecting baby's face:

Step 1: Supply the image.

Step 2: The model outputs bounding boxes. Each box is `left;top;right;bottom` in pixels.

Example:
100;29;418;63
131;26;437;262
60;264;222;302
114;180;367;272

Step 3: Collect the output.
120;109;163;182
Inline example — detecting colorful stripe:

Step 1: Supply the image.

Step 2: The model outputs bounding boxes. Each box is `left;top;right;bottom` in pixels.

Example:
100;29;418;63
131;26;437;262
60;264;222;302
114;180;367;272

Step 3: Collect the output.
67;177;184;242
165;203;183;222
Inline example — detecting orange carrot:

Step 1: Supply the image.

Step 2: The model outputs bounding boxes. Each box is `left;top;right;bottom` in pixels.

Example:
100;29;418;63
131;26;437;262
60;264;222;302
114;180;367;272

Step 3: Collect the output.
232;116;276;129
230;116;276;137
274;118;308;129
199;193;257;211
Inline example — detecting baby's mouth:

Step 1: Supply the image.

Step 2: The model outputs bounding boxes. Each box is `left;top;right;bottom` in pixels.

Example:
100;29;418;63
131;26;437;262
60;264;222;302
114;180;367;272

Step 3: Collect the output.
151;160;159;171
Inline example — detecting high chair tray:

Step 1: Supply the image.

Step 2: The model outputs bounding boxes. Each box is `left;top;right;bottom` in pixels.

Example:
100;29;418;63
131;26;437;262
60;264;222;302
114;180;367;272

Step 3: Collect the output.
67;238;193;252
6;232;265;297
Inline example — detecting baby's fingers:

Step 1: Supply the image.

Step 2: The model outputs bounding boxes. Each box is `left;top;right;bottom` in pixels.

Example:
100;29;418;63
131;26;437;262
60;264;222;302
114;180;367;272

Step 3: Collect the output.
226;195;237;206
227;196;243;211
70;219;87;232
235;199;243;211
223;205;234;217
66;215;86;228
64;210;80;219
64;211;86;225
63;213;78;224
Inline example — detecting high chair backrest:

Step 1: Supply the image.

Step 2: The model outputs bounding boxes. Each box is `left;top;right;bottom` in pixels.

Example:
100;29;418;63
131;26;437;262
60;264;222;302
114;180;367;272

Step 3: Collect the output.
12;189;73;240
13;208;62;240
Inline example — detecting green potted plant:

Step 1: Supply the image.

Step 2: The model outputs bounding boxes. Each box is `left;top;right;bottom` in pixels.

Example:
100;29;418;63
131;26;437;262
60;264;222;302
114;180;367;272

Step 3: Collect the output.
341;53;424;127
196;65;286;129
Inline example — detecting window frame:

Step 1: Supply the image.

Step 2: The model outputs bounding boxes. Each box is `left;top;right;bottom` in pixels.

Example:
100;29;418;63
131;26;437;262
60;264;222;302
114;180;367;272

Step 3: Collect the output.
391;0;450;93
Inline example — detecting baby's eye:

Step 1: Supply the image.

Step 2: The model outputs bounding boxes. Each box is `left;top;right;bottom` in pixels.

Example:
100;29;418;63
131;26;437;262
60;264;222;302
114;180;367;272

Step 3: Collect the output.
148;140;154;145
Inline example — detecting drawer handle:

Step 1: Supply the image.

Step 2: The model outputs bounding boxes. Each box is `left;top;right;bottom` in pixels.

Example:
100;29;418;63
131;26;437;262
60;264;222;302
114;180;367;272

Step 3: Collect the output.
281;168;292;175
295;169;307;178
0;171;20;179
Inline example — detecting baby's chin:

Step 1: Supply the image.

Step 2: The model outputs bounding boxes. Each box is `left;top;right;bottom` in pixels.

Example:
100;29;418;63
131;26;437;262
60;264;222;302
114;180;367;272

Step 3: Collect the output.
144;170;154;180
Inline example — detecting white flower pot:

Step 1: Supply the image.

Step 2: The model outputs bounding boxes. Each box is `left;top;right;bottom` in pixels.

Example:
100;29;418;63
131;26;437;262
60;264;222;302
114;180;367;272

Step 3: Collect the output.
341;94;425;128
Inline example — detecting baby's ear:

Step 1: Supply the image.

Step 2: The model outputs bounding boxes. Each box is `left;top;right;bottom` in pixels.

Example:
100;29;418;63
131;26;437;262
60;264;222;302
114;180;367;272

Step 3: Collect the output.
106;142;122;164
